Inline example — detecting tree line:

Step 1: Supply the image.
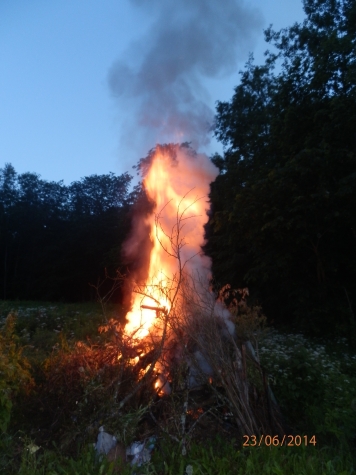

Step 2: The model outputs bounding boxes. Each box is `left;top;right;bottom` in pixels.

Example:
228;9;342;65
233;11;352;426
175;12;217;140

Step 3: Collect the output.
0;164;135;302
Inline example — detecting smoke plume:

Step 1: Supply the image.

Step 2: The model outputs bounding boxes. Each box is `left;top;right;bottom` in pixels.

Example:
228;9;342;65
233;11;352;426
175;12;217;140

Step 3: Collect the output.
109;0;262;160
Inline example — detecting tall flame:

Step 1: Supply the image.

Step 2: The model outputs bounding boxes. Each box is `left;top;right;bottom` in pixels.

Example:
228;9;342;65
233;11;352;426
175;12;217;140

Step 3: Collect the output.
124;144;218;338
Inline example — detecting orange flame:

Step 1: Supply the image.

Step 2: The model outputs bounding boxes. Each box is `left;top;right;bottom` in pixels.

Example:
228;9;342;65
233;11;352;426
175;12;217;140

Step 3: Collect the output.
124;144;218;339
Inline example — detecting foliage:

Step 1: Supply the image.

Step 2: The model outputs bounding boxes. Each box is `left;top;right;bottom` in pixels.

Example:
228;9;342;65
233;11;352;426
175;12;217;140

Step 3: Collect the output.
16;441;117;475
22;336;153;452
207;0;356;341
0;165;133;302
1;178;355;470
0;301;120;361
218;285;268;344
259;329;356;449
0;301;355;473
0;313;33;433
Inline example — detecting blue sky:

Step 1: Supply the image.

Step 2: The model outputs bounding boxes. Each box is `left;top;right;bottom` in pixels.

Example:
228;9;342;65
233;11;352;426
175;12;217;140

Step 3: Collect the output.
0;0;305;185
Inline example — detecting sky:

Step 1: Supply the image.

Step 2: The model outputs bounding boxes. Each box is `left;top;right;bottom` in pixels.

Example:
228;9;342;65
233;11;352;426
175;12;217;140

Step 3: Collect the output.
0;0;305;185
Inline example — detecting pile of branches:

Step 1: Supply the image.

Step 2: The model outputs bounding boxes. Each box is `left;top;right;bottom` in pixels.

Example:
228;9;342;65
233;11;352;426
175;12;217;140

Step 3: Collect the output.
16;280;289;457
19;197;290;455
145;275;289;448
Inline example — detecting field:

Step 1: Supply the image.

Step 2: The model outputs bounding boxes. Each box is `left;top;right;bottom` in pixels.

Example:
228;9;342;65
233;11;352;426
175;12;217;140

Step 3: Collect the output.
0;300;355;474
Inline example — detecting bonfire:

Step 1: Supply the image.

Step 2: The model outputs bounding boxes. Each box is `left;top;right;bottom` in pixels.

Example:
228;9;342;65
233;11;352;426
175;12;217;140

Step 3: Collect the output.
38;143;287;464
112;143;287;444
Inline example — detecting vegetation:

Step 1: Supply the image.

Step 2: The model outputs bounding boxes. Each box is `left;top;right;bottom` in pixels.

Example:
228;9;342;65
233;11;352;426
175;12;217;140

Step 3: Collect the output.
0;197;355;475
206;0;356;344
259;329;356;449
0;301;355;474
1;0;356;472
0;166;134;302
1;0;355;344
0;312;33;433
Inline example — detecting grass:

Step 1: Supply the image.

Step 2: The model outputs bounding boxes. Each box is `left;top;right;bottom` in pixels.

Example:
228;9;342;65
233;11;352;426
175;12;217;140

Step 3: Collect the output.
4;435;355;474
0;300;355;474
0;300;125;361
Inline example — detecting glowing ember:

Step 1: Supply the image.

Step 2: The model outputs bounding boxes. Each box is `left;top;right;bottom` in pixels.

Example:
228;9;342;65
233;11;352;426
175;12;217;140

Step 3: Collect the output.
124;144;218;339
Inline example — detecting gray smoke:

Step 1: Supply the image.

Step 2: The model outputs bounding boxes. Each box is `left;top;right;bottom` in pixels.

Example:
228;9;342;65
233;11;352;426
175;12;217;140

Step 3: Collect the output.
109;0;262;159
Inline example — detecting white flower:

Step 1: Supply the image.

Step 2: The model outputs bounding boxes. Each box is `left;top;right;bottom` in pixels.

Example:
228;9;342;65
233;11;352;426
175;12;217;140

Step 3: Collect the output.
185;465;193;475
26;443;40;454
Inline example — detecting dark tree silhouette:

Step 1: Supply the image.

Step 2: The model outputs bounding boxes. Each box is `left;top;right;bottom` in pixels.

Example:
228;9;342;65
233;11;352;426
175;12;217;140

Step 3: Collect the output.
207;0;356;342
0;165;133;302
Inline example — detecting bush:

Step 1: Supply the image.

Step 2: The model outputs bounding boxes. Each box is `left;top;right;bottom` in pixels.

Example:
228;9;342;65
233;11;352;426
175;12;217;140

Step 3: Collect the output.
259;330;356;449
0;313;33;433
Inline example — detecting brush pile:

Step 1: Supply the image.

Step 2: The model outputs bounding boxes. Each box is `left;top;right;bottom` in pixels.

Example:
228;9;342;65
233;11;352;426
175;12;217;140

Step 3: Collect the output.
19;278;287;462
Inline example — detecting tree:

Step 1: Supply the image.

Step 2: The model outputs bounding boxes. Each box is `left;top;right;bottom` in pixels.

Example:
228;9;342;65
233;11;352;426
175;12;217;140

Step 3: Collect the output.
207;0;356;340
0;165;133;302
0;164;19;299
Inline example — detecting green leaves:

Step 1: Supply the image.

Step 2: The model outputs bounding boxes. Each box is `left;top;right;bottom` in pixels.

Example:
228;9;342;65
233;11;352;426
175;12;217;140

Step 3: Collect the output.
260;329;356;448
208;0;356;339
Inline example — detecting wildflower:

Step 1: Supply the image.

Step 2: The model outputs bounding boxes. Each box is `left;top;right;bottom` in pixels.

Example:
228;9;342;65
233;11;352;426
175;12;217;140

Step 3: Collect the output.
26;443;40;454
186;465;193;475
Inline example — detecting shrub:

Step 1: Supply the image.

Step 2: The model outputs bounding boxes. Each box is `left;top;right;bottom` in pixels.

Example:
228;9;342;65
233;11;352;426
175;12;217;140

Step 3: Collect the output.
0;313;33;433
259;330;356;449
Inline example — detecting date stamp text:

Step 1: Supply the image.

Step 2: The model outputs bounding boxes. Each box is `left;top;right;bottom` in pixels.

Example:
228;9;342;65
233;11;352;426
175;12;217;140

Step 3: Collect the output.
243;435;317;447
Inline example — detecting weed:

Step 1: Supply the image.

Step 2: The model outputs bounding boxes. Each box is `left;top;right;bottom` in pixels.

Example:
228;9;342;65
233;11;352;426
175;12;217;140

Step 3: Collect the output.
0;313;33;433
259;329;356;449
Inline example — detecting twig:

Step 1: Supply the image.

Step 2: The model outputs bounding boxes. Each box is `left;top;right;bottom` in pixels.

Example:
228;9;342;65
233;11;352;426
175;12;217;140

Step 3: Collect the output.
149;407;179;442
